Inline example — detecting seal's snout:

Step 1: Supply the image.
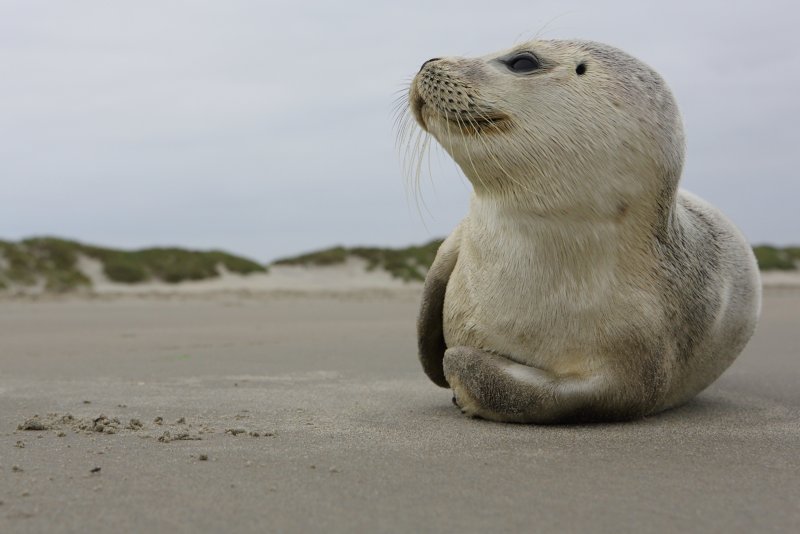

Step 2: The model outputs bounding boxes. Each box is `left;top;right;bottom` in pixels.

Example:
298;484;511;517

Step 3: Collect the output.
419;57;442;73
409;55;509;136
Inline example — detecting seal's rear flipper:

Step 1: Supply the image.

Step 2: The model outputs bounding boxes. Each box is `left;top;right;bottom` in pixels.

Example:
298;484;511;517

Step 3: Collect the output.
443;346;626;424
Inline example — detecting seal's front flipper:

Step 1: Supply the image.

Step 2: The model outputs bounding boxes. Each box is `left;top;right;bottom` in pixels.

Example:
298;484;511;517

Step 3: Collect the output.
443;346;626;424
417;227;461;388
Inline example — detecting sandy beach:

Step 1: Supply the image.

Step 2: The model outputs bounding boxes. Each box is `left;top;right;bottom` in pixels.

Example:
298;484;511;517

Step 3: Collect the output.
1;285;798;533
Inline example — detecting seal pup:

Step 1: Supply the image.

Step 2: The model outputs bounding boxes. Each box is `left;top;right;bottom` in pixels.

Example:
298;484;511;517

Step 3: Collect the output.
406;40;761;423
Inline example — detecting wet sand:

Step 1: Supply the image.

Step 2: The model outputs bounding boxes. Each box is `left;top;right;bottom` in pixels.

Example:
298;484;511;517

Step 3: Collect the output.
1;288;798;533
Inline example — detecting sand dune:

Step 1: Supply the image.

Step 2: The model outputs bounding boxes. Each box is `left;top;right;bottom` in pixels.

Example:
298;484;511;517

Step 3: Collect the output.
0;253;795;299
78;255;418;295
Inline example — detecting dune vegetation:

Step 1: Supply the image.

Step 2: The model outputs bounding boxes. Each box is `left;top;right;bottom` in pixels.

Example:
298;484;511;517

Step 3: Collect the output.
275;241;799;279
751;245;800;271
0;237;266;292
273;239;444;282
1;236;797;293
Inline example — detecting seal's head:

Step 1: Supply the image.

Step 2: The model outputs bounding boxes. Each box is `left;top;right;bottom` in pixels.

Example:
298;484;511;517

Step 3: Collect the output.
408;40;685;219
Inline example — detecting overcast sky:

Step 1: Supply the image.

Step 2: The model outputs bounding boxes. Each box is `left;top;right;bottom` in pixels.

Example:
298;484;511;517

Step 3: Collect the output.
1;1;797;261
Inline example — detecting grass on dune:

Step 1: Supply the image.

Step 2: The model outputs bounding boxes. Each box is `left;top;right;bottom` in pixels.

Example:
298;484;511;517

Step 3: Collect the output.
0;237;267;292
273;239;444;282
277;241;799;278
1;236;797;293
0;238;91;292
752;245;800;271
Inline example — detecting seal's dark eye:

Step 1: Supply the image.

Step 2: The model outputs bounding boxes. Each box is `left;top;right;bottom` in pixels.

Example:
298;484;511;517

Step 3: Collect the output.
507;53;540;73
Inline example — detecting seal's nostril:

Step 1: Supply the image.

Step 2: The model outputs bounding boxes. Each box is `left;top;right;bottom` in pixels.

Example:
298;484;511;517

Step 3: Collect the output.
419;57;442;72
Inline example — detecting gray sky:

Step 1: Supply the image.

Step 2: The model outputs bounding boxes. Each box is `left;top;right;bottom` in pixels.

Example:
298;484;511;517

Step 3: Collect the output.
1;0;798;262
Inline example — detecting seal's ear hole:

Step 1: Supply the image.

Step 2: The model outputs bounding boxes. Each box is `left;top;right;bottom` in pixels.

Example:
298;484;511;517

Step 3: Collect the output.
576;63;587;76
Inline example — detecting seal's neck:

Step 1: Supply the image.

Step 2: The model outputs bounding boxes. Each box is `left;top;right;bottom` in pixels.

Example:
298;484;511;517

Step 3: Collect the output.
453;145;678;226
467;195;658;290
469;194;633;243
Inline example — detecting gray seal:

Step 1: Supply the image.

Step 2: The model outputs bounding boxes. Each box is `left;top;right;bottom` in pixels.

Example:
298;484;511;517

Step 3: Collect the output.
407;40;761;423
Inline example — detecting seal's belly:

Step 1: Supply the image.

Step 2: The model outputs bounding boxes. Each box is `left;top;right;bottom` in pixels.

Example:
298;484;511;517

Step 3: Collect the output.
442;259;609;376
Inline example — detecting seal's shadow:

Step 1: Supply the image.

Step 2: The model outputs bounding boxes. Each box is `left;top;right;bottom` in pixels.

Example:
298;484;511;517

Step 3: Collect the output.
414;392;747;427
652;394;746;422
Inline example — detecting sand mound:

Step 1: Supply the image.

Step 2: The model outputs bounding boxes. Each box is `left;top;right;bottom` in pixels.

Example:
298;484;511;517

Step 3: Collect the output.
78;255;420;295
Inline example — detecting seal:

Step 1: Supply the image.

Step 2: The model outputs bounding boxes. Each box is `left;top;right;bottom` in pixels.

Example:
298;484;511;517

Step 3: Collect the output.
407;40;761;423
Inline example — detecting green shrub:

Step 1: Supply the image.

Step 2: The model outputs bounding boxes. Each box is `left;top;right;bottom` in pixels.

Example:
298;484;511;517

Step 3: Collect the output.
274;246;349;267
0;237;268;289
44;270;91;293
21;237;80;271
273;239;444;282
0;241;38;285
101;254;150;283
83;245;266;284
786;247;800;262
0;237;89;290
752;245;798;271
208;251;267;275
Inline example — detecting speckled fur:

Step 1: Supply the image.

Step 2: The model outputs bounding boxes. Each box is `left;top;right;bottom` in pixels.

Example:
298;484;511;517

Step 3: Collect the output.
411;40;761;423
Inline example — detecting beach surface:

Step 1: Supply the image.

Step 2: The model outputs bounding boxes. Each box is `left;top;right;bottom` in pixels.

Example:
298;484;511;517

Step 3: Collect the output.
1;286;798;533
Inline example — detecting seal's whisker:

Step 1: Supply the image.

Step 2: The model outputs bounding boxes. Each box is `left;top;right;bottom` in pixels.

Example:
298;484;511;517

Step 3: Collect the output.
392;95;410;112
398;104;421;167
463;113;515;197
532;13;572;41
393;107;413;145
392;95;410;120
403;125;431;222
407;120;426;172
414;133;434;219
467;108;541;200
400;118;416;154
450;111;489;194
395;107;413;135
411;127;427;185
400;126;416;181
393;81;413;94
400;125;419;203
